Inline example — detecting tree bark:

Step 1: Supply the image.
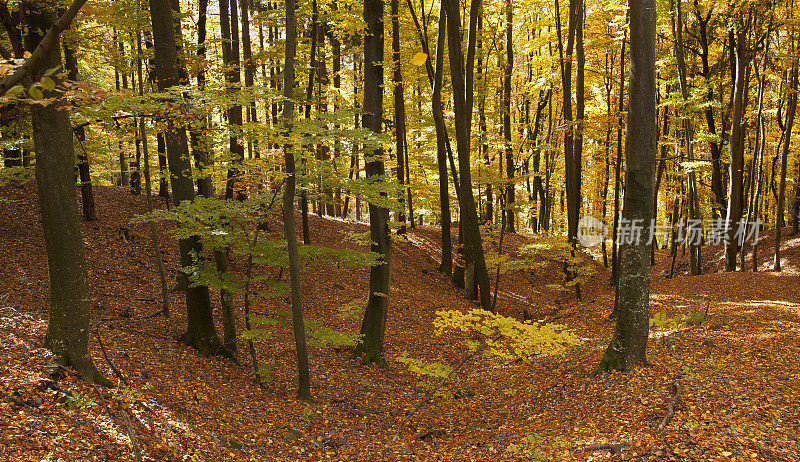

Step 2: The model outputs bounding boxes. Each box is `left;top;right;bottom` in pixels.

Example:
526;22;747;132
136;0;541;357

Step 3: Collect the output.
443;0;492;311
391;0;407;234
726;22;752;271
597;0;655;372
23;0;109;385
63;41;96;221
149;0;226;356
281;0;312;400
775;66;797;272
354;0;392;364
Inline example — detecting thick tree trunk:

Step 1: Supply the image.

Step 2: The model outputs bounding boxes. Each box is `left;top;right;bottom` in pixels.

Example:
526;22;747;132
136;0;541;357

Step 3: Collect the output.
597;0;655;372
23;0;109;385
354;0;392;364
149;0;226;356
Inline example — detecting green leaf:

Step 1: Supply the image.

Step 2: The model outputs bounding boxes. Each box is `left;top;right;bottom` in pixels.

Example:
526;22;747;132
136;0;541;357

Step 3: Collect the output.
28;86;43;100
40;77;55;92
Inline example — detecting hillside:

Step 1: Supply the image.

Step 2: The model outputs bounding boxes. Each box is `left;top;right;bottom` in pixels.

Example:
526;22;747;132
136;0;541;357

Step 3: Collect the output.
1;181;799;461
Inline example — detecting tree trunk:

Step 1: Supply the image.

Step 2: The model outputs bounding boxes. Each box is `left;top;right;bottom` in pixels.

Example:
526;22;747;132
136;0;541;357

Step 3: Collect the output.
149;0;226;356
775;66;797;272
443;0;492;311
726;24;752;271
137;26;170;318
281;0;312;401
407;0;453;274
63;42;97;221
221;0;245;201
354;0;392;364
391;0;407;234
23;0;109;385
597;0;655;372
503;0;514;232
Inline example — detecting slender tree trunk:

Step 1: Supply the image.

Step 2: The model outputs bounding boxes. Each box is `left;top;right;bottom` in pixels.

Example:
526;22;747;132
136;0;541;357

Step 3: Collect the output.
726;23;752;271
503;0;514;233
597;0;655;372
63;42;96;221
391;0;407;234
407;0;453;274
443;0;492;310
775;66;797;271
281;0;312;400
222;0;245;200
354;0;392;364
137;27;170;317
610;20;626;300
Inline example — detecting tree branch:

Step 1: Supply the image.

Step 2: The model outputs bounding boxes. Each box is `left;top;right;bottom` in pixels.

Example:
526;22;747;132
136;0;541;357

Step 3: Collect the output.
0;0;88;96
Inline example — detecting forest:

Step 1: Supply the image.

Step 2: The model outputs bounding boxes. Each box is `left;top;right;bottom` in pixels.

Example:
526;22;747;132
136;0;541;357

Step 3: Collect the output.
1;0;799;460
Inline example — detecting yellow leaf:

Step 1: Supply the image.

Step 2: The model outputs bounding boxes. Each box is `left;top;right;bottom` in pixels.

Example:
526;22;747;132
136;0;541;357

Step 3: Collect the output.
410;52;428;67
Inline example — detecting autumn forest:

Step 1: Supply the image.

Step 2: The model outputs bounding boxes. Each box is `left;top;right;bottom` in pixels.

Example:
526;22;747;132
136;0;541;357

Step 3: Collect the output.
1;0;799;460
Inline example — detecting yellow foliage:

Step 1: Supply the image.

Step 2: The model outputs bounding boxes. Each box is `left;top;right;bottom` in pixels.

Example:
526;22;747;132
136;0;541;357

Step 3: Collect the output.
433;309;581;359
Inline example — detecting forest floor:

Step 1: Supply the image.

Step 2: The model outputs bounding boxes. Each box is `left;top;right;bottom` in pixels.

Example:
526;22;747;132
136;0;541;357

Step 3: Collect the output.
1;180;799;461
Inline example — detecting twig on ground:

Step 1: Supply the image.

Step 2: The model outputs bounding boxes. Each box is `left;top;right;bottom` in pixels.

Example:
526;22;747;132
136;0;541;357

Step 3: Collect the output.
95;331;129;387
92;386;142;462
658;380;682;432
118;408;143;462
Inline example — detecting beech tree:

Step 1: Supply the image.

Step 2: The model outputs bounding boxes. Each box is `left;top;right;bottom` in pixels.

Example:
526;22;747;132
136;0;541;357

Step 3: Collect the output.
148;0;226;356
598;0;656;372
281;0;312;400
21;0;108;385
353;0;392;365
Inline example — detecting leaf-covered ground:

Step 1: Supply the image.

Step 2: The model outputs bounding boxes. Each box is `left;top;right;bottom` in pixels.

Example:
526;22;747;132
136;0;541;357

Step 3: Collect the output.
1;181;799;461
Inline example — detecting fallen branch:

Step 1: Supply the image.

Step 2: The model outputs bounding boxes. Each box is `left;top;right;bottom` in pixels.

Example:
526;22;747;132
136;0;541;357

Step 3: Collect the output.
657;380;681;432
393;337;497;441
0;0;89;96
118;408;143;462
95;331;129;387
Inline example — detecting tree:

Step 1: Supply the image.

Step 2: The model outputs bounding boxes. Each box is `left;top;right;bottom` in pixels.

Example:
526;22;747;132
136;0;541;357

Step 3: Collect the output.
353;0;392;364
281;0;312;400
392;0;408;235
502;0;514;233
22;0;109;385
63;40;96;222
148;0;226;356
443;0;492;311
775;66;797;271
597;0;656;372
